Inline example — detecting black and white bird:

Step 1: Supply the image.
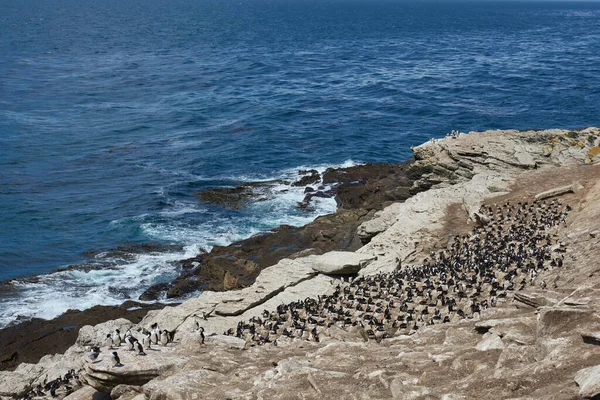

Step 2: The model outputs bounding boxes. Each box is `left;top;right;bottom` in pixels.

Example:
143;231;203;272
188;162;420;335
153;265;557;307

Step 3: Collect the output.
198;326;205;344
87;346;100;362
142;332;151;350
125;334;135;351
111;329;121;347
160;330;169;347
135;341;146;356
105;333;113;349
111;351;122;367
150;324;159;345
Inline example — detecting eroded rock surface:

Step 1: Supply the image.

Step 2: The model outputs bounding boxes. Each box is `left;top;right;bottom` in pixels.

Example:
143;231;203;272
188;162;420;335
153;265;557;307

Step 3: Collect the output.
3;128;600;400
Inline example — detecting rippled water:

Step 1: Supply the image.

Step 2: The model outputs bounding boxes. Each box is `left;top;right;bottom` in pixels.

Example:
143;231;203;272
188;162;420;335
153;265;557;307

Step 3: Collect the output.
1;0;599;325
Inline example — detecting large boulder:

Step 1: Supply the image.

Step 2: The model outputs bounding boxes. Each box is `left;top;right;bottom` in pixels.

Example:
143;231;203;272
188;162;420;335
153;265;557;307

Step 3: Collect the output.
475;332;505;351
81;346;186;392
307;251;376;275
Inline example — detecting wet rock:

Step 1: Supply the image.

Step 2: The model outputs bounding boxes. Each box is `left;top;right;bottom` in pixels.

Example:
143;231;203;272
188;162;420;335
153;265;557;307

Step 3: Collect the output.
196;180;284;210
292;169;320;187
139;283;170;301
166;279;202;299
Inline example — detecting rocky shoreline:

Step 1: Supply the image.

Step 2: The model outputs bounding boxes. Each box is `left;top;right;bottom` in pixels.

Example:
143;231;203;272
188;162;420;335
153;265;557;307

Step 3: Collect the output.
2;128;600;400
0;161;417;371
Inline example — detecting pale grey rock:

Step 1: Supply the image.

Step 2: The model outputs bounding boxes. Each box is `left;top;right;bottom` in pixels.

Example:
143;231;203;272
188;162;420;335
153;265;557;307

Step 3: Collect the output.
0;367;39;398
514;292;556;309
389;377;430;400
514;145;537;169
77;318;134;348
476;332;504;351
204;334;246;350
139;257;319;337
575;364;600;398
307;251;376;274
214;258;317;316
534;181;583;200
441;395;467;400
537;307;594;339
494;345;536;377
81;345;186;392
143;369;226;400
358;252;405;276
63;386;110;400
111;384;143;400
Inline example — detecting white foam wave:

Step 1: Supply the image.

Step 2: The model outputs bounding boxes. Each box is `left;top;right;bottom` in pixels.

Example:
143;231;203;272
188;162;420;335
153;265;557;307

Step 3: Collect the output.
0;245;200;328
0;161;356;328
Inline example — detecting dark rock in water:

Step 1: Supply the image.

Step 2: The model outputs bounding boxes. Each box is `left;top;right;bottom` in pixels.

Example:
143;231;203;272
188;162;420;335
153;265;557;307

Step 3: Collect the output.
304;186;315;193
0;301;168;372
323;163;413;210
150;162;422;301
108;286;132;299
292;169;320;187
297;189;336;210
166;279;203;299
84;243;184;258
197;186;257;209
196;180;284;209
138;282;170;301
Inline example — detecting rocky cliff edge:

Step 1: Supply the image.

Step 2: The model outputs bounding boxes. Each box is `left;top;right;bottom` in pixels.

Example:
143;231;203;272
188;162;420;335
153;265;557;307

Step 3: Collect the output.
3;128;600;400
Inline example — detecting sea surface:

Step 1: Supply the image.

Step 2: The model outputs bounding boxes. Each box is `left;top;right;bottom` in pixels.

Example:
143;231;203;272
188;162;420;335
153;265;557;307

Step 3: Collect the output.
1;0;599;327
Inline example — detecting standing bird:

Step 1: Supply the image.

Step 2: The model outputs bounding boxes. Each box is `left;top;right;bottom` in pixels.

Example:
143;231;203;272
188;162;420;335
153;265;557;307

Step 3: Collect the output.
125;335;135;351
87;346;100;363
105;333;113;350
150;325;159;345
142;332;151;350
111;351;122;367
112;329;121;347
160;330;169;347
135;341;146;356
198;327;205;344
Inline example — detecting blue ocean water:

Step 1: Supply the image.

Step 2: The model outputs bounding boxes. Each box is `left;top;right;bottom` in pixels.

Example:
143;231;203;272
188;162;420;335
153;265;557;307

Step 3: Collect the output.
1;0;599;326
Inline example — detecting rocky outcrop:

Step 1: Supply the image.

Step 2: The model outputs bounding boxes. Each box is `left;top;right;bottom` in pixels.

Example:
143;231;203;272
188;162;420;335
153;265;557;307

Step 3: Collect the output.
0;301;163;372
307;251;376;275
3;128;600;400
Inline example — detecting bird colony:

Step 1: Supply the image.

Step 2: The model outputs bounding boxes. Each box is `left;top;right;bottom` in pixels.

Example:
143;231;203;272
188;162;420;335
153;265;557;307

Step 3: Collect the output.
20;199;569;399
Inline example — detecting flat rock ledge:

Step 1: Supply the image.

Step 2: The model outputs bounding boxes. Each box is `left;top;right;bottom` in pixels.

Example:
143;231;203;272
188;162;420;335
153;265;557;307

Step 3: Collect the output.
307;251;376;275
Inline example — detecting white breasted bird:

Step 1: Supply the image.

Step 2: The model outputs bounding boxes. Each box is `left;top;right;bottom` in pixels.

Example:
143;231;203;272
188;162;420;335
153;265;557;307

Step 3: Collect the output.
160;330;169;346
111;351;122;367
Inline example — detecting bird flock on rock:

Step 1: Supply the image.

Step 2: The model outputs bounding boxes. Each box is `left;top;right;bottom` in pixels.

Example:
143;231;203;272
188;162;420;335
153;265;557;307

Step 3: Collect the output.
19;199;569;399
21;369;79;400
224;199;569;345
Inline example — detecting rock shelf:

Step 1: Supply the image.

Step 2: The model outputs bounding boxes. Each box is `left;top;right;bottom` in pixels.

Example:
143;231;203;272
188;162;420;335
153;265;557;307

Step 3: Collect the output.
3;128;600;400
